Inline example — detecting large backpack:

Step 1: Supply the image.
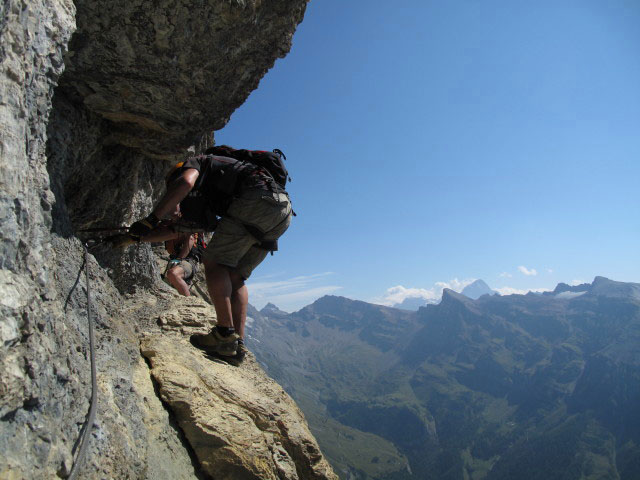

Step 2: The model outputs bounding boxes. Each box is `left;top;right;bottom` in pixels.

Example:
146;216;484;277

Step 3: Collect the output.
204;145;290;190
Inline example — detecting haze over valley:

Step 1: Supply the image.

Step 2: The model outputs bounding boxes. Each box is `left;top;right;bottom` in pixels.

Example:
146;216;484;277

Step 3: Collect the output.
247;277;640;480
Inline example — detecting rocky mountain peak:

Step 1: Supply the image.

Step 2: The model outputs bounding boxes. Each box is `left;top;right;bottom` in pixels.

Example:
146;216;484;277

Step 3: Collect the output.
551;281;591;294
301;295;357;314
441;287;473;303
261;302;285;314
589;276;640;300
394;296;433;311
435;288;482;318
461;279;496;299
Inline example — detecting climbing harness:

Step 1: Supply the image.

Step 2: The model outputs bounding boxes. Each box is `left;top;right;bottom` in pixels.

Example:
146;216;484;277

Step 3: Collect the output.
161;258;182;281
67;243;98;480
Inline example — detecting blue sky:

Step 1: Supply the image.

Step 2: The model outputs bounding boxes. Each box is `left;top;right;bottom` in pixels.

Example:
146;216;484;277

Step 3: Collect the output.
216;0;640;312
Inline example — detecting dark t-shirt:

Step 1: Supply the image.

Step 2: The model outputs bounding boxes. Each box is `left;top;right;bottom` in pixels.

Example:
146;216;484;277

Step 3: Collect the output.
179;155;271;216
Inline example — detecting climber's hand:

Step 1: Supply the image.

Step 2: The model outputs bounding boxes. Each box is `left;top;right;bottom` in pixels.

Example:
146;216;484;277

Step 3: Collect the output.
129;213;160;240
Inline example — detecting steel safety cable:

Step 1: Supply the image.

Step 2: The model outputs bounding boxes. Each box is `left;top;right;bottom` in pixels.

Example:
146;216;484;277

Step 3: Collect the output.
67;243;98;480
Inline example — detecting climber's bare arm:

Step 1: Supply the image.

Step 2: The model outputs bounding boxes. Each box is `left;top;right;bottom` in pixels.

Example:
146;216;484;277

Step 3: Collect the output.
152;169;199;220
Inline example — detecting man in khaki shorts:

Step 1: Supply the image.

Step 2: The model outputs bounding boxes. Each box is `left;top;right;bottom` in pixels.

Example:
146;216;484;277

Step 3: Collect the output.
122;151;292;362
163;232;205;296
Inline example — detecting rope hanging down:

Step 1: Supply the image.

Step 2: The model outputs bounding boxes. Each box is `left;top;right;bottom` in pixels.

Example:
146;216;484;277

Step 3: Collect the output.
67;243;98;480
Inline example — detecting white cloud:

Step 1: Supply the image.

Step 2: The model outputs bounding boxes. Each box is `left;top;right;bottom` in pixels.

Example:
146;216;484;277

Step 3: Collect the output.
547;268;554;274
376;286;440;306
518;266;538;276
499;272;513;278
247;272;341;312
495;286;528;295
372;278;476;307
495;286;552;296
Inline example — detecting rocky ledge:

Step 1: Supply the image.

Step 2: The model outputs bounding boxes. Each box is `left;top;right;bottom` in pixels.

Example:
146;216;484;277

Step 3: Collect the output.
142;295;336;480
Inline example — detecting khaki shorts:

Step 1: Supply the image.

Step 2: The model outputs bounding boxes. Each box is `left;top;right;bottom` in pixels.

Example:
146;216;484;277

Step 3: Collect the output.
203;189;292;280
165;258;197;284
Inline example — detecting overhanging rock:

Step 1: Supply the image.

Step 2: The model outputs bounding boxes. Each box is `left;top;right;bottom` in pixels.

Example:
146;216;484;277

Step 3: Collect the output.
60;0;308;157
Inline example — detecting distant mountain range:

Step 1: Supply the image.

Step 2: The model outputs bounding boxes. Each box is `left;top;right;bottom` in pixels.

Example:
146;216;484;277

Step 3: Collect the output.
246;277;640;480
392;279;497;310
394;296;434;311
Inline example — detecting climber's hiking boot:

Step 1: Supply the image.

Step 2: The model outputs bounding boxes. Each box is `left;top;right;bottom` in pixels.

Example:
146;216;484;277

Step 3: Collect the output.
235;342;248;362
190;330;239;356
217;341;248;367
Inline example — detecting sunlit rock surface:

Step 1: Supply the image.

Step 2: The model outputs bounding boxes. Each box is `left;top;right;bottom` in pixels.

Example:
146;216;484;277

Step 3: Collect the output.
143;295;337;480
0;0;337;478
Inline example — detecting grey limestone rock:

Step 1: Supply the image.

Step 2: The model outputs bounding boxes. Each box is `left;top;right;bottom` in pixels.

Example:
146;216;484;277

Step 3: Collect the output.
0;0;336;479
143;294;338;480
60;0;308;158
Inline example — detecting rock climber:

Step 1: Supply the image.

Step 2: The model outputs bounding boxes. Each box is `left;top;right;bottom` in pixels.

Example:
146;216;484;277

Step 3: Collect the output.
162;232;205;297
114;150;293;363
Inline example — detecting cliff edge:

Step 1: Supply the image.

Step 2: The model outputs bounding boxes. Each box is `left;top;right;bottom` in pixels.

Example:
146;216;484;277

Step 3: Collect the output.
0;0;337;478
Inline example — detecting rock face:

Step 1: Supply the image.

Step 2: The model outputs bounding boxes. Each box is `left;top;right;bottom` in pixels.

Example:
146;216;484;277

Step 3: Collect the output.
143;296;336;480
61;0;308;158
1;0;336;478
1;1;79;476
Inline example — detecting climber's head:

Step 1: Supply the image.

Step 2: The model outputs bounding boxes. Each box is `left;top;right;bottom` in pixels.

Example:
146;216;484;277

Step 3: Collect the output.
165;161;185;186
